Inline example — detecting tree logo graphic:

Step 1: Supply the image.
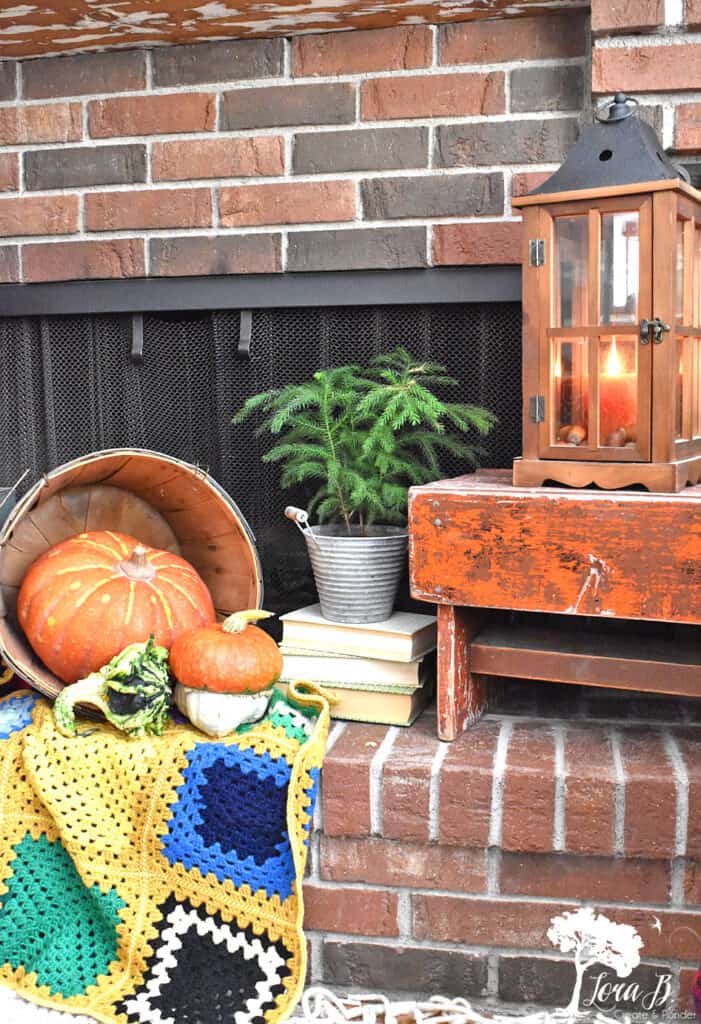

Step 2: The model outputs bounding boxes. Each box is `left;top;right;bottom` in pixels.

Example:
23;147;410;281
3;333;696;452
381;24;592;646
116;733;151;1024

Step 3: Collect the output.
548;907;643;1022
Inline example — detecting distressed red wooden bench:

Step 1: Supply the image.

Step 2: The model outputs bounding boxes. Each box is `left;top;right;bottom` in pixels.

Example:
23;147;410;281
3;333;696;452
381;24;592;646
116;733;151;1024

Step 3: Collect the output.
408;470;701;740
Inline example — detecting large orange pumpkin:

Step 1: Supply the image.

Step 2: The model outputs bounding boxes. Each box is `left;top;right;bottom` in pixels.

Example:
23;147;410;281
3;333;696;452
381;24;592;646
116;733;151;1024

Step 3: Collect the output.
170;610;283;694
18;530;215;683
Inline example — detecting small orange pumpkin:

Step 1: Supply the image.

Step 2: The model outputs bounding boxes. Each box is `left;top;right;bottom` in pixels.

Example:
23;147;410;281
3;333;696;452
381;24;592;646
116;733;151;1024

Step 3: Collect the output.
18;530;215;683
170;610;283;694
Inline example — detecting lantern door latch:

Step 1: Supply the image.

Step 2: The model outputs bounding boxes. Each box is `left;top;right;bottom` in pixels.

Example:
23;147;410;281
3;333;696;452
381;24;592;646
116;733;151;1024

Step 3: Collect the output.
639;317;670;345
529;239;546;267
529;395;546;423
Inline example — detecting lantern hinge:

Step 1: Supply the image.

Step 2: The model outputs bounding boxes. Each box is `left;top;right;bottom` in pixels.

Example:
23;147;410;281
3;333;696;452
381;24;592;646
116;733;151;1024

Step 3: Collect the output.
529;239;546;267
529;395;546;423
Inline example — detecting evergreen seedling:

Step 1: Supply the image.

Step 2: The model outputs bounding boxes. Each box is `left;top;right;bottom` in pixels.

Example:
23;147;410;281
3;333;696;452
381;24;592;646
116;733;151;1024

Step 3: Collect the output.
233;347;496;535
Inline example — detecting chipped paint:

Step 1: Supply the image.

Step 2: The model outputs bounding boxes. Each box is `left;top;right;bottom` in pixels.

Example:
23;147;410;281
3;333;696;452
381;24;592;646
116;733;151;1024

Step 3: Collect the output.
0;0;587;58
565;554;610;614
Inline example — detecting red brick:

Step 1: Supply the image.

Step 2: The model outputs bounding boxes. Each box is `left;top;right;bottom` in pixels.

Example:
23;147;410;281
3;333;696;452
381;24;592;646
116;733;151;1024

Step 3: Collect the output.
679;968;697;1014
288;226;426;272
0;246;18;282
293;26;431;77
413;895;560;948
672;729;701;858
565;726;616;855
439;720;499;847
502;724;556;853
219;181;355;227
320;835;487;892
22;49;146;100
512;171;553;199
593;44;701;95
684;861;701;904
591;0;664;34
324;940;487;996
601;906;701;962
0;154;18;193
433;221;522;267
85;189;211;232
149;235;280;277
89;93;216;139
362;72;504;121
619;728;676;859
152;137;284;182
22;239;145;283
0;195;77;238
440;13;586;65
303;883;398;936
382;712;439;842
322;724;389;837
501;851;670;904
688;0;701;28
675;105;701;154
0;103;81;145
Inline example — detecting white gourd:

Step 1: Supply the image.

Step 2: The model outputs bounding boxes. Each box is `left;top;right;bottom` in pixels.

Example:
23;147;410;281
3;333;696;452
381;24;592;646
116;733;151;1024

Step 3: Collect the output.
174;684;273;737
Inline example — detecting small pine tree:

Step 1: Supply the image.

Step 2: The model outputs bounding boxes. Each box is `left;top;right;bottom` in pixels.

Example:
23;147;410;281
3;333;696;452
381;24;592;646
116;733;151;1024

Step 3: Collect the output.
233;347;496;535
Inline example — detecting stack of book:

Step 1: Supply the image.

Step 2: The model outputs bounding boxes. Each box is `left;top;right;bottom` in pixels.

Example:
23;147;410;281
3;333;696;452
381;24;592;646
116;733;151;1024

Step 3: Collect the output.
278;603;437;726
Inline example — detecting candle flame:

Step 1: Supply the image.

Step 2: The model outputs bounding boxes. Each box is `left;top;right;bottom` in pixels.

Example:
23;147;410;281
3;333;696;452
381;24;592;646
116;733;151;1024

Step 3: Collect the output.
604;337;623;377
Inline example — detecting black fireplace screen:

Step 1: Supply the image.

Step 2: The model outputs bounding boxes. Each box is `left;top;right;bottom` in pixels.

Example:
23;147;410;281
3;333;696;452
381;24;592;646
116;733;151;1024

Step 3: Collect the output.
1;302;521;610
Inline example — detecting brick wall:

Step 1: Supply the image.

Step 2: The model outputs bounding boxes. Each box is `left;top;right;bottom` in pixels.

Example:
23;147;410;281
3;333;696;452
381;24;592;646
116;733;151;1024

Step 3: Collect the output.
592;0;701;172
0;13;591;284
307;684;701;1016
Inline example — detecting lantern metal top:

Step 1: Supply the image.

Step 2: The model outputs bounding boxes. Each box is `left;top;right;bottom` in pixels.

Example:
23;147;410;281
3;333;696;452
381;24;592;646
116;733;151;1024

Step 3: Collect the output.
526;93;687;198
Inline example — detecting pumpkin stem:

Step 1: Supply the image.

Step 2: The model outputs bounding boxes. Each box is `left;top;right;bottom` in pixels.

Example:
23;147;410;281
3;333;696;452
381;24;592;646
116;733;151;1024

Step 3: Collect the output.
119;544;156;582
222;609;274;634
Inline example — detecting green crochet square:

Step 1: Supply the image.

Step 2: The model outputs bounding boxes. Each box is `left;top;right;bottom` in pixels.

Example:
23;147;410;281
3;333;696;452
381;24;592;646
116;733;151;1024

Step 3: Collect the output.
0;832;125;997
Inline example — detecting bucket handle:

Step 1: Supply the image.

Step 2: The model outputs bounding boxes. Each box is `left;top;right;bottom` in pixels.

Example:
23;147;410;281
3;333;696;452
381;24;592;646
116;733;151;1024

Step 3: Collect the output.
0;468;30;513
284;506;321;548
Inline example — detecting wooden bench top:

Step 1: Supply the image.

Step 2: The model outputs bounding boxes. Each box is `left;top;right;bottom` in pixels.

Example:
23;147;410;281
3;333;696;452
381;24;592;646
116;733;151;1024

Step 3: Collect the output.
409;470;701;625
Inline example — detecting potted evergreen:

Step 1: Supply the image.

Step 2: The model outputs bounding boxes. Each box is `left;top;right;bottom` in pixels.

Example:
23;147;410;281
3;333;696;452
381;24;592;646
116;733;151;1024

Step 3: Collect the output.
233;348;495;623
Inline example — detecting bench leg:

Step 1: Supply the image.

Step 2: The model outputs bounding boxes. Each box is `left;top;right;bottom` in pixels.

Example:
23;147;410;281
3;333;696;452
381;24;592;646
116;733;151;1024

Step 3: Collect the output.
437;605;487;741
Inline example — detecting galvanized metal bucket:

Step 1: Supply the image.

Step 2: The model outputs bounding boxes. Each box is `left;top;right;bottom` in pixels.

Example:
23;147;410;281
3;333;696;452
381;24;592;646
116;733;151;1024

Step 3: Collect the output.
285;507;408;623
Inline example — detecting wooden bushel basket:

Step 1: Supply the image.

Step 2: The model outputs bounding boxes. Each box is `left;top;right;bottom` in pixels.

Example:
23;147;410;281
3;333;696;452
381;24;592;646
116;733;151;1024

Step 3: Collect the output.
0;449;263;700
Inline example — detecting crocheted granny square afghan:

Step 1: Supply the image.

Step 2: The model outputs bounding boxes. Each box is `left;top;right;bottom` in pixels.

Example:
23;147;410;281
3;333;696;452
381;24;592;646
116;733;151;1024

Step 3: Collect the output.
0;682;329;1024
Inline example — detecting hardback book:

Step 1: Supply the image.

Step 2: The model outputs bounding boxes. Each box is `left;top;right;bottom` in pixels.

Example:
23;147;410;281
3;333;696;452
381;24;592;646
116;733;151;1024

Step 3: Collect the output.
278;680;432;726
280;604;437;663
279;649;433;694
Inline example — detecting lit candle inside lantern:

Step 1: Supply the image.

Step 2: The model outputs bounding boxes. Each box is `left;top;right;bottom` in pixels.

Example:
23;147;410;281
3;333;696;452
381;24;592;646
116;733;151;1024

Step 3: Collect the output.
599;336;637;444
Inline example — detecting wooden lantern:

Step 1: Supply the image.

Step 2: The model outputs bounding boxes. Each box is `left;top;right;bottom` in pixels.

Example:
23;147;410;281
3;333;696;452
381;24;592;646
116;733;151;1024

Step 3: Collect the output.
513;93;701;492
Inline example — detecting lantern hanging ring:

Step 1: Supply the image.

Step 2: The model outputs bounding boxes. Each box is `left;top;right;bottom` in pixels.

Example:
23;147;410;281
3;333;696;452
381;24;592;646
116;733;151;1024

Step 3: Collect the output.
594;92;638;124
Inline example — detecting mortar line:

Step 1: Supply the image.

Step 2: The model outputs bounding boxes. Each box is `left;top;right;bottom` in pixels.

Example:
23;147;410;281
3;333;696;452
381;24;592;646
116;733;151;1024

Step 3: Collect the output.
553;723;567;853
370;727;399;837
664;729;689;861
608;726;626;857
428;737;450;842
487;718;513;849
313;721;346;832
396;889;412;940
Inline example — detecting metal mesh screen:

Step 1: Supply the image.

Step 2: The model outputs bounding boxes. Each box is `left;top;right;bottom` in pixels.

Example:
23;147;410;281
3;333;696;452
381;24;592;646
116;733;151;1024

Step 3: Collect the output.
1;303;522;610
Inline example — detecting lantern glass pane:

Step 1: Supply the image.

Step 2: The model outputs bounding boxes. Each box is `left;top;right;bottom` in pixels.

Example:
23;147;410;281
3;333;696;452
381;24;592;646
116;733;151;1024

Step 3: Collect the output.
600;212;639;325
695;227;701;328
695;339;701;437
554;216;588;327
676;219;685;323
552;337;588;447
677;337;685;439
598;336;638;447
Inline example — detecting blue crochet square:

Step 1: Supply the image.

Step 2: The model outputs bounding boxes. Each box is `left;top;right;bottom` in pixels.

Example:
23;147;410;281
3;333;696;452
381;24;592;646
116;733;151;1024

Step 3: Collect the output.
0;693;39;739
162;742;296;901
